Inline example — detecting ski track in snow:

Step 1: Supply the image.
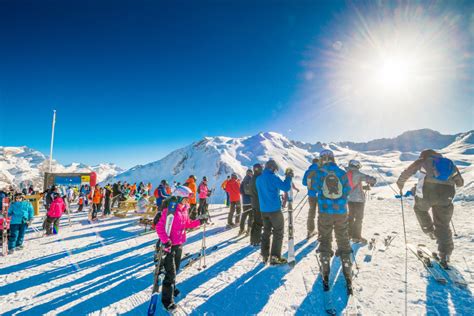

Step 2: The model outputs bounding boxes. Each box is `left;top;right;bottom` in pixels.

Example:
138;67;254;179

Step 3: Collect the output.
0;199;473;316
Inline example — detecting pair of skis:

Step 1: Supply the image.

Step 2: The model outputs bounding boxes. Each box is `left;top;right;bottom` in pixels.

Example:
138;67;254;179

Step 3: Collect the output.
147;201;178;316
1;198;10;256
408;243;468;288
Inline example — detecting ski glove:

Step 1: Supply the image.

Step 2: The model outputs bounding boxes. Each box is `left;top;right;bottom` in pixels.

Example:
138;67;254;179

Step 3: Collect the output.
163;240;172;249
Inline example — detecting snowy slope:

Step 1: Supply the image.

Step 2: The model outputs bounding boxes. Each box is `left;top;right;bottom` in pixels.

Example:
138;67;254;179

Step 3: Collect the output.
0;199;472;315
0;146;123;190
110;130;474;201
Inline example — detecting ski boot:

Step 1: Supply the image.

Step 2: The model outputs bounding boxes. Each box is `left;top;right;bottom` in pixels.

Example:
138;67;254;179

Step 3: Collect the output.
319;253;331;282
270;256;288;265
165;303;178;312
237;229;245;236
439;253;450;269
322;273;330;291
261;254;269;264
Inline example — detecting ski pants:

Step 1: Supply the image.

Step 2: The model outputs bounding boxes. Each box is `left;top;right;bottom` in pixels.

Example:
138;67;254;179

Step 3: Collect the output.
77;204;84;212
8;223;27;250
198;198;207;217
347;202;365;239
317;212;352;258
240;204;252;231
307;196;318;234
103;198;111;215
92;203;101;219
414;183;455;257
261;211;284;258
44;216;61;235
162;245;183;307
227;201;241;225
225;192;230;206
250;206;263;245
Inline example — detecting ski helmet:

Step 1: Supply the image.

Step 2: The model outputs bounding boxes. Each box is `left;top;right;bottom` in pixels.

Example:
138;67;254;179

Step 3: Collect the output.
319;150;335;163
174;185;192;198
203;176;207;181
231;173;238;179
265;159;279;172
349;159;361;169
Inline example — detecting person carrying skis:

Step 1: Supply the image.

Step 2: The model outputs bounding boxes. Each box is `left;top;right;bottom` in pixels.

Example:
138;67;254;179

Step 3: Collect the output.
44;193;67;235
7;193;34;253
346;160;376;243
314;150;353;293
238;169;253;236
155;186;207;311
302;157;320;239
256;159;292;264
249;163;263;246
225;173;241;228
396;149;464;267
197;176;210;218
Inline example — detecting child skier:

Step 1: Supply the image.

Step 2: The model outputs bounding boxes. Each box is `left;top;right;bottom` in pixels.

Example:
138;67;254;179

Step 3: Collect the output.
155;186;207;311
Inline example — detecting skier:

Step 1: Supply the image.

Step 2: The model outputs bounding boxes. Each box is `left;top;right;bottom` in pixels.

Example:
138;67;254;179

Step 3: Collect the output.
346;160;377;243
238;169;253;236
136;192;150;214
44;193;67;235
91;185;102;221
111;181;123;209
197;177;210;217
256;159;292;264
103;184;112;216
396;149;464;267
7;193;34;253
314;150;353;292
155;186;207;311
221;176;230;206
249;163;263;246
184;175;198;219
302;157;320;239
225;173;241;228
155;180;171;211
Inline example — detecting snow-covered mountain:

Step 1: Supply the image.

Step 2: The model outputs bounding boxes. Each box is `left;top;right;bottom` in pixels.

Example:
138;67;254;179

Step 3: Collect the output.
0;146;123;191
109;129;474;201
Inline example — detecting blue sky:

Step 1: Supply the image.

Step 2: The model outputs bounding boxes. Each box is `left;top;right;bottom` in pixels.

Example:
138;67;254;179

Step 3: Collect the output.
1;0;472;168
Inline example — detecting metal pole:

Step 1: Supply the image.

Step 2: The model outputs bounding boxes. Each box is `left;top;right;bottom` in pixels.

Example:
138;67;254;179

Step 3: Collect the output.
49;110;57;173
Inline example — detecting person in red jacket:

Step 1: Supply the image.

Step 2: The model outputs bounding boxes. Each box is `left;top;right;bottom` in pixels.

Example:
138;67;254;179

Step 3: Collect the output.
225;173;241;228
44;193;67;235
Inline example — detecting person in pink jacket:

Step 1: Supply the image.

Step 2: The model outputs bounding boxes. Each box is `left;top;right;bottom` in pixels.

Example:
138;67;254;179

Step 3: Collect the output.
155;186;206;311
44;193;67;235
197;176;211;220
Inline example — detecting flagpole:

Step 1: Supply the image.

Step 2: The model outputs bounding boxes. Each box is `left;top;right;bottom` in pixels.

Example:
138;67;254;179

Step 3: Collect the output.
49;110;56;173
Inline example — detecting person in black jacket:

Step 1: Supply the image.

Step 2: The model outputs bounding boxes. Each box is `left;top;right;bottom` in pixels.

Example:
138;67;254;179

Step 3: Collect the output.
249;163;263;246
111;181;122;209
238;169;253;236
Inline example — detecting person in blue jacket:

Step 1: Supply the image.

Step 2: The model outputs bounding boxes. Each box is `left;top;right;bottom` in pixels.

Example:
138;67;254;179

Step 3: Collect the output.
256;159;292;265
314;150;353;294
7;193;34;254
302;157;320;239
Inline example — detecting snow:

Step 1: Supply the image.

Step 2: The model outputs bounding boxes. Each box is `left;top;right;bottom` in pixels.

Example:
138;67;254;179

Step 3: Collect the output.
1;197;473;315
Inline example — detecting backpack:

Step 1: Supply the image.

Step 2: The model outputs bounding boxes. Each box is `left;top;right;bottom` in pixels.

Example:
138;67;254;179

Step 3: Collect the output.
321;169;343;199
307;170;318;191
431;156;455;181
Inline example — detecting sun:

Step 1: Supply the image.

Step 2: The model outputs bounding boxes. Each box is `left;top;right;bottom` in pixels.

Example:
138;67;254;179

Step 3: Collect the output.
373;54;415;91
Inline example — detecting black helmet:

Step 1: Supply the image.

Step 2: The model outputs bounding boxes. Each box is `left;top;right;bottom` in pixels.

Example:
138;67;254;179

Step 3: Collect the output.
265;159;279;172
203;176;208;181
253;163;263;174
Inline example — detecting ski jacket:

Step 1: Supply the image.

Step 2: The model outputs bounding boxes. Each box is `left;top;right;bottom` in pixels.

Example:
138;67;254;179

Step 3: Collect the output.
8;201;34;225
221;179;228;190
155;184;170;206
136;196;149;213
0;190;7;211
302;163;319;198
198;182;209;199
156;203;200;246
239;175;252;205
112;183;122;196
256;169;291;213
92;189;102;204
185;177;197;204
314;162;350;215
249;174;261;210
47;197;66;218
397;154;464;191
225;179;241;202
347;168;377;203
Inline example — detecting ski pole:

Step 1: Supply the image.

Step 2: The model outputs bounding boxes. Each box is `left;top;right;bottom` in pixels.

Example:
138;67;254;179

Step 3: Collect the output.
400;191;408;316
294;197;309;220
451;220;458;237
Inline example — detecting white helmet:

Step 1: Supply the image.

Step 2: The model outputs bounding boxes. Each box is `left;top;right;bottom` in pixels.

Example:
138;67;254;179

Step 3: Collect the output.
174;185;193;198
349;159;361;169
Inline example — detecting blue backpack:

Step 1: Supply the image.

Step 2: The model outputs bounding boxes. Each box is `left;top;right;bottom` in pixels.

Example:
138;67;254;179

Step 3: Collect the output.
431;156;455;181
